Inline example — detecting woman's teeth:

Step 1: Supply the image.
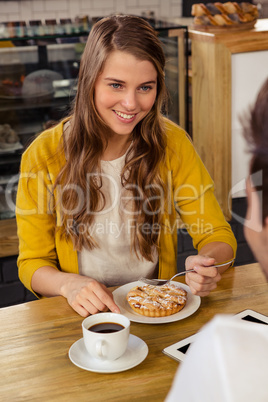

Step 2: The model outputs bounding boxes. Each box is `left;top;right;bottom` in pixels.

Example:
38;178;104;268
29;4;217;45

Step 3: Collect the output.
115;111;135;119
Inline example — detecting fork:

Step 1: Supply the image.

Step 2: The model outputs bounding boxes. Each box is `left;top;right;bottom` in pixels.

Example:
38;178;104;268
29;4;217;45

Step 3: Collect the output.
139;259;235;286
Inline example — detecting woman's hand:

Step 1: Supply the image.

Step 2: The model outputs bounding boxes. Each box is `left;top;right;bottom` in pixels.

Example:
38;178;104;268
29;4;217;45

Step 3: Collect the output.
31;266;120;317
184;255;221;297
61;274;120;317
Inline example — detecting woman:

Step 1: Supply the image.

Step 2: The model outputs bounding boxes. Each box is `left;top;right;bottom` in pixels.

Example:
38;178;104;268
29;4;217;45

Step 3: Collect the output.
16;15;236;316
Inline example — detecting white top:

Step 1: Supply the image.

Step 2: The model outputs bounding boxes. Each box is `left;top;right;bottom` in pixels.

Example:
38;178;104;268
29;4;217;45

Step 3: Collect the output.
78;152;158;286
166;315;268;402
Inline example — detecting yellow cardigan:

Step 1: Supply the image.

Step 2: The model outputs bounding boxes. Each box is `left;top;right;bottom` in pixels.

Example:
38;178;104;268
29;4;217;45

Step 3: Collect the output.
16;118;237;295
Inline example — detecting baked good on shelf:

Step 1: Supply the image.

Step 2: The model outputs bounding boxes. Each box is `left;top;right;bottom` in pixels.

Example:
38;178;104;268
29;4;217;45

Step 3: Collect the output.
221;2;244;14
0;77;24;97
206;3;224;14
126;283;187;317
241;2;259;17
213;14;235;25
191;3;211;16
213;2;227;14
191;2;258;27
0;124;20;149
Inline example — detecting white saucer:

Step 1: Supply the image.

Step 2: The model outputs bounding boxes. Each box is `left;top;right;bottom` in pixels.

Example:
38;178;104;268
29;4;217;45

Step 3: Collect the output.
68;334;148;373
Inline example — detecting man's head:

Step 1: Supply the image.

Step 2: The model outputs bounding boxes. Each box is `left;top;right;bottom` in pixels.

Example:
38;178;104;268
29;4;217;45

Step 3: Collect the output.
242;78;268;279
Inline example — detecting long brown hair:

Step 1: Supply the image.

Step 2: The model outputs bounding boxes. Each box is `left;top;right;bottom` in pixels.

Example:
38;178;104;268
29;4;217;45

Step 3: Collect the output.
56;14;168;260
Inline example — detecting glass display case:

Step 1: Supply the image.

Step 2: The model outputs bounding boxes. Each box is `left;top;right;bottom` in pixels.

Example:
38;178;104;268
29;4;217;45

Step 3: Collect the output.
0;38;81;219
0;21;189;223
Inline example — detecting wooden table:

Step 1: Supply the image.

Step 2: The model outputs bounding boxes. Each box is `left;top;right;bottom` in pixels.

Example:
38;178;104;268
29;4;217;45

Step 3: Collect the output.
0;263;267;401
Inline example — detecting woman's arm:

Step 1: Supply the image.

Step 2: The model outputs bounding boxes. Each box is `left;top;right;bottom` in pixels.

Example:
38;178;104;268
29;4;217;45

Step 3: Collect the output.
185;241;234;296
31;266;120;317
166;123;237;296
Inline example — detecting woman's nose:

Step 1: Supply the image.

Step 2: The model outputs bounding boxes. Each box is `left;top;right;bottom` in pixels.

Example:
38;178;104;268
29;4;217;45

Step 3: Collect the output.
121;91;137;111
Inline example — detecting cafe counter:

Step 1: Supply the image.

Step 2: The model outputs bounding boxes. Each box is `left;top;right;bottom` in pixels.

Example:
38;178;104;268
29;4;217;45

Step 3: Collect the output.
189;19;268;220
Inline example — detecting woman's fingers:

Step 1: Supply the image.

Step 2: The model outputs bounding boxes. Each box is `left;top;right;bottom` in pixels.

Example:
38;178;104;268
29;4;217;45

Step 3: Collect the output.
187;266;221;281
186;255;215;272
66;277;120;316
185;273;219;295
185;255;222;296
72;303;91;317
86;281;120;313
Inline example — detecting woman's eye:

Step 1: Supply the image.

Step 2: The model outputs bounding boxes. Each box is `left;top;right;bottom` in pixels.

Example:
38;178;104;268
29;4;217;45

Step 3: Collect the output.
111;83;122;89
140;85;152;92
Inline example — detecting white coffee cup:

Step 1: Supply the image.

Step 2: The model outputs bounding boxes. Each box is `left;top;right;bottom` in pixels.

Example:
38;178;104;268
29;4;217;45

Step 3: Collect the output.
82;313;130;361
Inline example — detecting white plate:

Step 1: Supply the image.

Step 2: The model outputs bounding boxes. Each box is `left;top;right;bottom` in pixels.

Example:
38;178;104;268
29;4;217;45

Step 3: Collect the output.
68;334;148;373
113;281;201;324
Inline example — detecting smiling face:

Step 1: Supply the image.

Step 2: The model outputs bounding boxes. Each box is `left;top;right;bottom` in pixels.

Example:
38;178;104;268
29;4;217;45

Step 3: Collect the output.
94;50;157;138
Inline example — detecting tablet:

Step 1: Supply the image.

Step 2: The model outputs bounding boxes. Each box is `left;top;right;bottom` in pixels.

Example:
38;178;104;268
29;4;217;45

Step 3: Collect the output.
162;309;268;363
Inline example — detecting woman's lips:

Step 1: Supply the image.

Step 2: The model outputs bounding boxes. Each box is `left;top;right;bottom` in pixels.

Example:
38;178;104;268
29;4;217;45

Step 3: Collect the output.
113;110;137;123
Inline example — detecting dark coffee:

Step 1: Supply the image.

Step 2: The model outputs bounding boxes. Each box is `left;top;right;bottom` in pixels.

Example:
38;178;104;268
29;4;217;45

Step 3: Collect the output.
88;322;125;334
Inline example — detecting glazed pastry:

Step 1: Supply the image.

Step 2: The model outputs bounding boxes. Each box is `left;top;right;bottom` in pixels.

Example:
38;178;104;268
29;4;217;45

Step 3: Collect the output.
241;2;258;13
228;13;242;23
214;2;227;14
207;15;219;25
126;283;187;317
191;2;258;26
191;3;211;16
194;16;215;26
206;3;222;15
221;2;242;14
243;12;258;22
213;14;235;25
